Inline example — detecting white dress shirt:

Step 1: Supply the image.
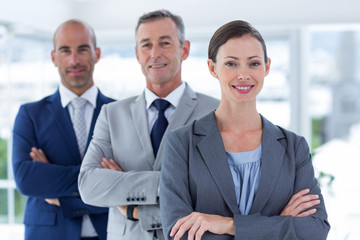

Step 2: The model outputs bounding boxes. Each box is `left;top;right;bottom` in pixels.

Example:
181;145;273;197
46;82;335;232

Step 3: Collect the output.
59;83;98;237
145;82;186;132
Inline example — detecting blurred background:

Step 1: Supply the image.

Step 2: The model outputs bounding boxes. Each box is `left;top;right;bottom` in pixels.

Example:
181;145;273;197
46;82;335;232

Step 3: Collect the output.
1;0;360;239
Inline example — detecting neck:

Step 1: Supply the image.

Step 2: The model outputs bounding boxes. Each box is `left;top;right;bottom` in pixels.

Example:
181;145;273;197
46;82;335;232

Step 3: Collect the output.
147;80;182;98
215;100;261;132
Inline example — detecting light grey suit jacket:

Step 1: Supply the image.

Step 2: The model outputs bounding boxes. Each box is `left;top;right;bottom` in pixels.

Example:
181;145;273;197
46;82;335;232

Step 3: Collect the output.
160;112;330;240
78;84;219;240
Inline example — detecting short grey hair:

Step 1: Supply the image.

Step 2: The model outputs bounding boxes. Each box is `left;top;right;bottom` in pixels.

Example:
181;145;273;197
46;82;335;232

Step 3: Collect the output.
135;9;185;46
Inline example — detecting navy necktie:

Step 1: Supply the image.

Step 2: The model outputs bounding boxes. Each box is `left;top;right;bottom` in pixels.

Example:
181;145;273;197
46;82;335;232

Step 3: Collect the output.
151;99;170;157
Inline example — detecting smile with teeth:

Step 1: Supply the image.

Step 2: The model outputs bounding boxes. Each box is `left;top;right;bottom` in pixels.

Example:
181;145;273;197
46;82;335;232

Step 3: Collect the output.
234;86;251;90
150;64;166;68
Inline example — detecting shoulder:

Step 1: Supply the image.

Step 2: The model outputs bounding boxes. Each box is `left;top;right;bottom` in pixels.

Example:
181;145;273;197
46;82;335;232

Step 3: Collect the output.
262;115;309;153
193;92;219;107
104;95;140;109
97;91;116;104
18;93;57;113
169;111;216;139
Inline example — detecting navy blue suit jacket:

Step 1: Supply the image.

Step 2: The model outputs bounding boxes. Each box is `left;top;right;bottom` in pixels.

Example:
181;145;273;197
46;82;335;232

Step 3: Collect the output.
12;89;114;240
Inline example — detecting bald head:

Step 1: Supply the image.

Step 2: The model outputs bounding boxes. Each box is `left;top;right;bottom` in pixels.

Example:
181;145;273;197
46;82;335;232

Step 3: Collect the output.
53;19;97;50
51;19;100;96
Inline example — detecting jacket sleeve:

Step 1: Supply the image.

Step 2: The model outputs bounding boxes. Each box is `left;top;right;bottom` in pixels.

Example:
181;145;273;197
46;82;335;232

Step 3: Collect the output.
12;105;108;216
233;137;330;239
79;104;161;231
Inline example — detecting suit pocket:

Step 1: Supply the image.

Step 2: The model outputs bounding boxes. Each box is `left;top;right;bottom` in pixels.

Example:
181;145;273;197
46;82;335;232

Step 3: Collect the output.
24;210;57;226
107;222;126;236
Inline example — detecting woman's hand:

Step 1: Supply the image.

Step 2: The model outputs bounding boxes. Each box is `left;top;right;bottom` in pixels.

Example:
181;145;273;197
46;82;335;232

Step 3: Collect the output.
280;189;320;217
170;212;234;240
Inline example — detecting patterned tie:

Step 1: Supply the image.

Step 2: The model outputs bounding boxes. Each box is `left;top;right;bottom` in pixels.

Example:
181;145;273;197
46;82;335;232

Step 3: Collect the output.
151;99;170;157
70;97;88;158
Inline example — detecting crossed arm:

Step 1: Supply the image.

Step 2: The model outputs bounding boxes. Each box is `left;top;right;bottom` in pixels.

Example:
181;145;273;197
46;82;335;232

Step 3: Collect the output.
32;147;137;219
30;147;61;206
99;158;139;219
168;189;320;240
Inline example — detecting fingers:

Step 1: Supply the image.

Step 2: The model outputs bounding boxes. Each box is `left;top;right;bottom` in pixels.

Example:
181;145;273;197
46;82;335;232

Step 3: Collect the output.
100;158;123;171
30;147;49;163
45;198;60;206
117;206;127;216
281;189;321;217
287;189;310;206
170;212;233;240
170;214;192;238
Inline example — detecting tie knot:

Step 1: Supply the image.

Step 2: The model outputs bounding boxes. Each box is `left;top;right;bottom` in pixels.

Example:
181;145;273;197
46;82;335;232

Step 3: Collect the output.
71;97;87;109
153;99;170;112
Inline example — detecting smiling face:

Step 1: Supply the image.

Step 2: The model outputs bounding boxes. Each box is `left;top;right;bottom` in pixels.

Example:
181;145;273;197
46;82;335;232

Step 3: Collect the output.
51;22;100;96
135;18;190;97
208;35;271;105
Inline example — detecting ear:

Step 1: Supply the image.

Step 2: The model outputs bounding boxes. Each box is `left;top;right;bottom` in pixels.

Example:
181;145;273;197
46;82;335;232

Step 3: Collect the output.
207;59;218;79
181;40;190;61
51;50;57;67
135;46;140;63
265;58;271;76
95;47;101;63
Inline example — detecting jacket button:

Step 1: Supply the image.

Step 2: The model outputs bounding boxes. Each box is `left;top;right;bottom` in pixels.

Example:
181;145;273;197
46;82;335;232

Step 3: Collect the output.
126;197;131;202
151;224;156;228
141;197;146;201
157;224;161;228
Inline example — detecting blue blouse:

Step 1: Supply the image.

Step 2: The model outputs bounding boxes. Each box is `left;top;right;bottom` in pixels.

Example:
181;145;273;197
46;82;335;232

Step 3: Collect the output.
226;144;262;215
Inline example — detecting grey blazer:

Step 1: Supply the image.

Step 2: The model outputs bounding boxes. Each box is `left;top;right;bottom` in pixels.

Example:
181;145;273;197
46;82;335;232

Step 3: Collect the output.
78;84;219;240
160;112;330;240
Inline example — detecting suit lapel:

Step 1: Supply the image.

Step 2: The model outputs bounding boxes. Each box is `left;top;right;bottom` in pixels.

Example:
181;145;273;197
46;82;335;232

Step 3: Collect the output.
131;92;155;166
86;91;112;150
196;113;240;215
167;84;198;130
46;91;80;162
250;117;286;214
154;85;198;170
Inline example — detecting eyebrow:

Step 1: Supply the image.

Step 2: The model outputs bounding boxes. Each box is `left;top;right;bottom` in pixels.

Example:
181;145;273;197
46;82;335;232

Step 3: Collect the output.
139;35;173;44
225;55;261;60
78;44;91;49
57;44;91;51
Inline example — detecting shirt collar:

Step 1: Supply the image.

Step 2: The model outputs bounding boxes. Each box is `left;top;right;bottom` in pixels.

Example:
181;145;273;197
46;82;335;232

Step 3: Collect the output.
59;83;98;108
145;82;186;109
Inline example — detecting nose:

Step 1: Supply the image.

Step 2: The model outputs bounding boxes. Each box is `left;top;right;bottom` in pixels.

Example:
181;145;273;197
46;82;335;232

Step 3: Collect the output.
150;45;161;59
69;52;81;65
237;68;250;80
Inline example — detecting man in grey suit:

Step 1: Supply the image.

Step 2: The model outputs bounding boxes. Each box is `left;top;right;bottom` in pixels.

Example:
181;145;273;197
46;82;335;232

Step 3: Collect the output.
78;10;219;240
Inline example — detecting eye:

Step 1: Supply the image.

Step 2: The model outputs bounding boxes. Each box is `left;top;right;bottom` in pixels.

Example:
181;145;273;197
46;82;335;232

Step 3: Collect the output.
79;47;89;52
250;61;261;67
59;48;70;54
142;43;151;48
160;41;171;46
225;61;236;67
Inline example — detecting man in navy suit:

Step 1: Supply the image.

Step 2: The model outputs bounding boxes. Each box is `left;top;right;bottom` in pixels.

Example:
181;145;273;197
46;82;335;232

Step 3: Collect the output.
12;19;114;240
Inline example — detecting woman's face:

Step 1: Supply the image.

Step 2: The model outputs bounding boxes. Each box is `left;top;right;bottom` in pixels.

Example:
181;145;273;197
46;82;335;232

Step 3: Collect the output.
208;35;271;105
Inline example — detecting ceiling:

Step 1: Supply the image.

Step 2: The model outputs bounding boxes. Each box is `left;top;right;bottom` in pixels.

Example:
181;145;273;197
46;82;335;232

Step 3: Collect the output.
1;0;360;43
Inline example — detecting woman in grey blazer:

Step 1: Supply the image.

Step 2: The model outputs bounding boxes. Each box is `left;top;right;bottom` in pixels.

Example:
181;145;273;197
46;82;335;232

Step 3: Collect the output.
159;20;330;240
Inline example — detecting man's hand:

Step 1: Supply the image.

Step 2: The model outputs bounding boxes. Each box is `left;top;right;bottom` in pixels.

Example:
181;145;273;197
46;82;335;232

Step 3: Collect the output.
280;189;320;217
30;147;49;163
117;206;139;219
100;158;123;171
30;148;61;206
100;158;136;218
45;198;61;206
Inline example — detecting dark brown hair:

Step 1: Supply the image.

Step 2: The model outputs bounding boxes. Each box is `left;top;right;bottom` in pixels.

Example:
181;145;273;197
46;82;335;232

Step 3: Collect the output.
208;20;268;63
